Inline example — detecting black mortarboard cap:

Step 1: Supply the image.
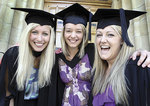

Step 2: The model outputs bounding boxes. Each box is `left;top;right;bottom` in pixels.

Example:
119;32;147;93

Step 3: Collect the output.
92;8;146;47
55;3;93;40
11;8;58;28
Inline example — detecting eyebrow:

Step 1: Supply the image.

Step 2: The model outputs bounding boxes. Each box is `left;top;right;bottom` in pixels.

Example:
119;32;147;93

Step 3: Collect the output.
76;29;82;30
65;28;82;30
65;27;71;30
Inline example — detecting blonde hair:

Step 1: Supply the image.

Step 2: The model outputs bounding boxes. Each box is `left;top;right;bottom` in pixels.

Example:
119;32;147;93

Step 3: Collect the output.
16;23;55;90
92;25;135;105
61;24;88;58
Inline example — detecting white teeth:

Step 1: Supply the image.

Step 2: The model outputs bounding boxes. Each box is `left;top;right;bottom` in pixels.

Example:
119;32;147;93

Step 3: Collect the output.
35;43;43;46
69;40;76;43
101;45;109;49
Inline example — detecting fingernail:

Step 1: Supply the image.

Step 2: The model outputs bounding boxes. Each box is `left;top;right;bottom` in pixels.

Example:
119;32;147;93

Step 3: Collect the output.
137;62;141;66
132;57;136;60
142;64;146;68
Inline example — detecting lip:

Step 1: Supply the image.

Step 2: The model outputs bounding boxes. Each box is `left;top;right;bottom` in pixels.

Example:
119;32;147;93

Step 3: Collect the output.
35;42;44;47
68;39;78;43
100;45;110;49
99;45;110;55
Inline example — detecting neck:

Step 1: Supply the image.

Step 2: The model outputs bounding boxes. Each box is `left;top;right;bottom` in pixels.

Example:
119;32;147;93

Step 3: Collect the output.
66;47;79;60
34;57;40;69
32;50;42;57
106;59;115;76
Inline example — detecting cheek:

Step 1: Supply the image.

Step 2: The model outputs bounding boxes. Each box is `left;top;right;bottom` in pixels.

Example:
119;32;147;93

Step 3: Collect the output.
29;34;34;44
96;39;101;53
112;41;122;54
96;38;100;46
29;34;36;41
78;33;84;41
64;33;69;39
29;35;35;49
45;36;50;43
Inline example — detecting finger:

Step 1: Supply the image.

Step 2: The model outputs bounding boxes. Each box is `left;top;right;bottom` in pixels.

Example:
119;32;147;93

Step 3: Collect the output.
141;52;150;68
148;64;150;68
137;52;147;66
130;51;141;60
141;56;150;68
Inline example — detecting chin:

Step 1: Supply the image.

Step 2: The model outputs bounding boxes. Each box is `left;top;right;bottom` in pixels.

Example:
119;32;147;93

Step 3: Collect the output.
33;48;44;52
100;55;109;61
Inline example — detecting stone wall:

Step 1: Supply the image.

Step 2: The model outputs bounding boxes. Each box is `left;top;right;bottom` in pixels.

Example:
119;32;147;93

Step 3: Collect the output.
0;0;149;59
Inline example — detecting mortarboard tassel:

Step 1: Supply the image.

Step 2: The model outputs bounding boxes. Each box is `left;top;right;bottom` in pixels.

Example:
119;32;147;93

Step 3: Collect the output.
120;8;133;47
88;12;93;41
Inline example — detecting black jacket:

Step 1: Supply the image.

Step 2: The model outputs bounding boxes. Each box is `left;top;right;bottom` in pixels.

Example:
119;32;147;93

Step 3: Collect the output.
0;46;64;106
88;57;150;106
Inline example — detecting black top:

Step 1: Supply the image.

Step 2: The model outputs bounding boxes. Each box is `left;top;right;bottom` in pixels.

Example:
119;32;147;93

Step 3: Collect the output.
57;43;94;68
0;46;63;106
125;57;150;106
88;57;150;106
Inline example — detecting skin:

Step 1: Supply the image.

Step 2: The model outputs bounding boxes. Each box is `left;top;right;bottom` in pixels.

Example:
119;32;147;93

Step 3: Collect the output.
96;26;123;69
29;25;51;52
64;23;84;60
95;25;150;68
130;50;150;68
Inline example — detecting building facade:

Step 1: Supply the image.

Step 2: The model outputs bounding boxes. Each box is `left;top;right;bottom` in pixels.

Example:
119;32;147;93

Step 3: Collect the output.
0;0;149;58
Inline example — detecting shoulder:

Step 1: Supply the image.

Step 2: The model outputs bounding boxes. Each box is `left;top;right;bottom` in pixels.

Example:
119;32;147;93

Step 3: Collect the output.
4;46;19;56
127;57;139;65
85;43;94;50
56;52;64;58
126;56;150;72
127;56;147;68
2;46;19;63
85;43;95;54
85;43;95;67
55;48;62;54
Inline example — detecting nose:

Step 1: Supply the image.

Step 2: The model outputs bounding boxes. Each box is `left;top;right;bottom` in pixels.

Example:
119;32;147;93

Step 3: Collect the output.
70;31;76;38
37;34;42;41
100;35;107;43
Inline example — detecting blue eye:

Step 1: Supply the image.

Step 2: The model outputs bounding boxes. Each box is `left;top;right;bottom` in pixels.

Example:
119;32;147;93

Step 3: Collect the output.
31;31;38;34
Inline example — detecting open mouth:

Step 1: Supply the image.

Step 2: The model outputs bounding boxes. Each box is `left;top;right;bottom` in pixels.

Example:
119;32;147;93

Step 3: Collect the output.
35;42;44;47
69;39;78;43
100;45;110;53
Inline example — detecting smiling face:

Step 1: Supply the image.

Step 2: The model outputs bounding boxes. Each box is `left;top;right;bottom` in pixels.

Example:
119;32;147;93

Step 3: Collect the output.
96;26;123;64
64;23;84;50
29;25;51;52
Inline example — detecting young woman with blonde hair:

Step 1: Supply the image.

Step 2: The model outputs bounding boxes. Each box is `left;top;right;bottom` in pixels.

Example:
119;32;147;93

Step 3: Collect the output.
56;3;94;106
0;8;60;106
89;8;150;106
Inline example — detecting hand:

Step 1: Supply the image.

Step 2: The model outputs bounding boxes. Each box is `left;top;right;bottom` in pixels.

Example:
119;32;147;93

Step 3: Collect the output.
9;99;14;106
130;49;150;68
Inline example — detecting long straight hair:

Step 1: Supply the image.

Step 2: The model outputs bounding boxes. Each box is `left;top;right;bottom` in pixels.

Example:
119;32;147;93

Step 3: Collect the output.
92;25;135;105
61;24;88;58
16;23;55;90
